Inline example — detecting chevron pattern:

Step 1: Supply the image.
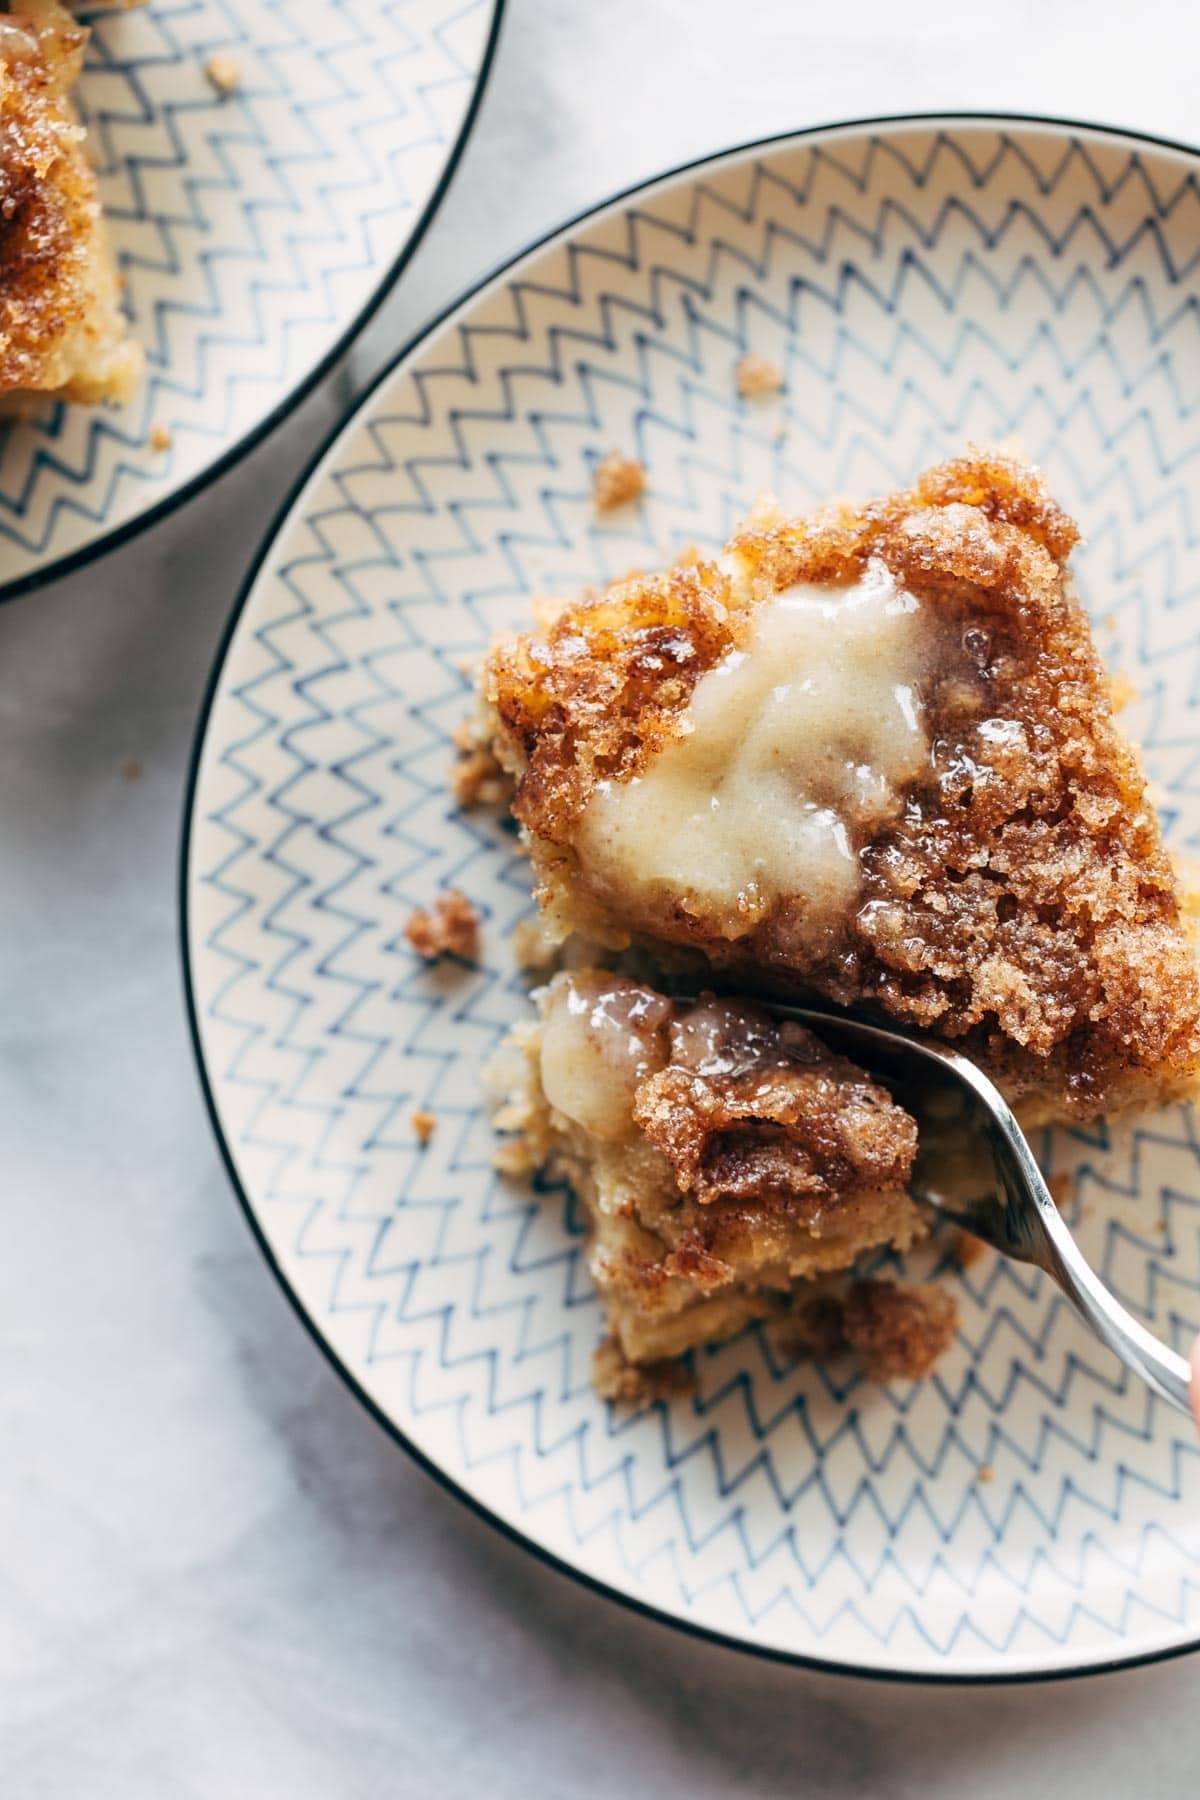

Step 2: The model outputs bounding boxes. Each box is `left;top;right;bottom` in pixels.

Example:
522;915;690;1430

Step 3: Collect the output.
187;122;1200;1678
0;0;496;590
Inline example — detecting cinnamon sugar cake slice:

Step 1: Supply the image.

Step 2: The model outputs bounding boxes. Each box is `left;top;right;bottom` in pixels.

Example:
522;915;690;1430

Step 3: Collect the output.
484;452;1200;1127
491;972;956;1399
0;3;142;403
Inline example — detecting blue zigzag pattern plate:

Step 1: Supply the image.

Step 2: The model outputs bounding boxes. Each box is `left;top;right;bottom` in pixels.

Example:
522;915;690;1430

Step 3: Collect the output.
0;0;502;598
184;117;1200;1681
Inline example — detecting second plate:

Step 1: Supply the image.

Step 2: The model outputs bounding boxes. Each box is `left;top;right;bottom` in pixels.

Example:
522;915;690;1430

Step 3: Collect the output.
0;0;502;598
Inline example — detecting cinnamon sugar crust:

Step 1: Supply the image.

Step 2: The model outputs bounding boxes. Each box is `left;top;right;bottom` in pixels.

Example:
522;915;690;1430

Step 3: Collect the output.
485;451;1200;1120
0;3;142;401
492;973;927;1373
838;1279;959;1382
632;997;917;1213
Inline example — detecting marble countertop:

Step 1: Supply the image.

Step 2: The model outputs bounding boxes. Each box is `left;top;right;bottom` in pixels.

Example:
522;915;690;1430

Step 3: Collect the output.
5;2;1200;1792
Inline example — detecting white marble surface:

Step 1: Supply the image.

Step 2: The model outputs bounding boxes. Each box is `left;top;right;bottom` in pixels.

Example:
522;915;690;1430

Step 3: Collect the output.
4;3;1200;1792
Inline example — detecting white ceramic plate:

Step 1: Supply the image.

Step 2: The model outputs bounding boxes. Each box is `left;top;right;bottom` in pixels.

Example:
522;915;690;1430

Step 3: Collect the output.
183;116;1200;1682
0;0;502;599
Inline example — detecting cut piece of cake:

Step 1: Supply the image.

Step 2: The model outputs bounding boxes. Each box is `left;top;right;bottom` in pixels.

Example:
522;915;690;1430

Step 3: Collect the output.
490;970;944;1387
484;451;1200;1124
0;2;142;402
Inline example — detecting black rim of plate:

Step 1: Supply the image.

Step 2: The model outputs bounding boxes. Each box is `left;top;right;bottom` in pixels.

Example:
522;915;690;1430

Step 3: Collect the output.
0;0;507;606
181;110;1200;1687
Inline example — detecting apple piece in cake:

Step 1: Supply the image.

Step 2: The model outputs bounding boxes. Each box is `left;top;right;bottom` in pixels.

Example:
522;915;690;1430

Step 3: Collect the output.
483;451;1200;1124
0;3;142;403
490;970;945;1384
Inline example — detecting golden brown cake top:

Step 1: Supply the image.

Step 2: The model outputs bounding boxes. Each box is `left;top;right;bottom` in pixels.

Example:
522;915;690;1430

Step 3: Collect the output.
539;973;917;1222
486;451;1078;841
0;6;139;401
0;12;90;386
487;452;1200;1117
630;992;917;1211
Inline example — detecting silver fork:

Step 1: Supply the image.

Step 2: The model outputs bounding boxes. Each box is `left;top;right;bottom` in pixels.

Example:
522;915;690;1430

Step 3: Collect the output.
757;1001;1194;1417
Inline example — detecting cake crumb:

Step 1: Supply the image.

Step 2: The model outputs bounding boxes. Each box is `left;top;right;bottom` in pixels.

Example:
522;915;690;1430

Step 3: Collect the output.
976;1463;996;1484
591;1336;694;1407
149;425;172;452
491;1133;539;1177
1109;670;1137;713
840;1279;959;1382
774;1278;958;1382
771;1290;848;1362
741;488;785;530
121;759;141;781
592;451;646;512
735;353;784;400
531;592;571;630
949;1227;986;1270
1048;1171;1075;1211
204;53;243;96
483;1032;553;1176
411;1108;436;1145
512;914;559;971
451;719;511;808
405;889;480;961
1173;854;1200;923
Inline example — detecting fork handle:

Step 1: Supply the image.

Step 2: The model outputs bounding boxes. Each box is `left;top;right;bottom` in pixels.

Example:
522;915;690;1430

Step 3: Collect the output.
988;1112;1194;1417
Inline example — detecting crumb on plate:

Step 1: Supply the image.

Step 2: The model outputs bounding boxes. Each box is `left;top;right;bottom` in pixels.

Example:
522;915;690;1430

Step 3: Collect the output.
1109;670;1137;713
773;1278;959;1382
735;352;784;399
405;889;480;961
949;1227;986;1270
1048;1171;1075;1211
411;1108;436;1145
772;1290;850;1362
592;451;646;512
591;1336;695;1408
839;1279;959;1382
204;53;243;96
451;719;511;808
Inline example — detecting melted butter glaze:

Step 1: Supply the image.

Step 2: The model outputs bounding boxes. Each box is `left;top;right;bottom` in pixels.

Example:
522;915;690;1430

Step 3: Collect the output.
578;559;932;948
538;971;670;1140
